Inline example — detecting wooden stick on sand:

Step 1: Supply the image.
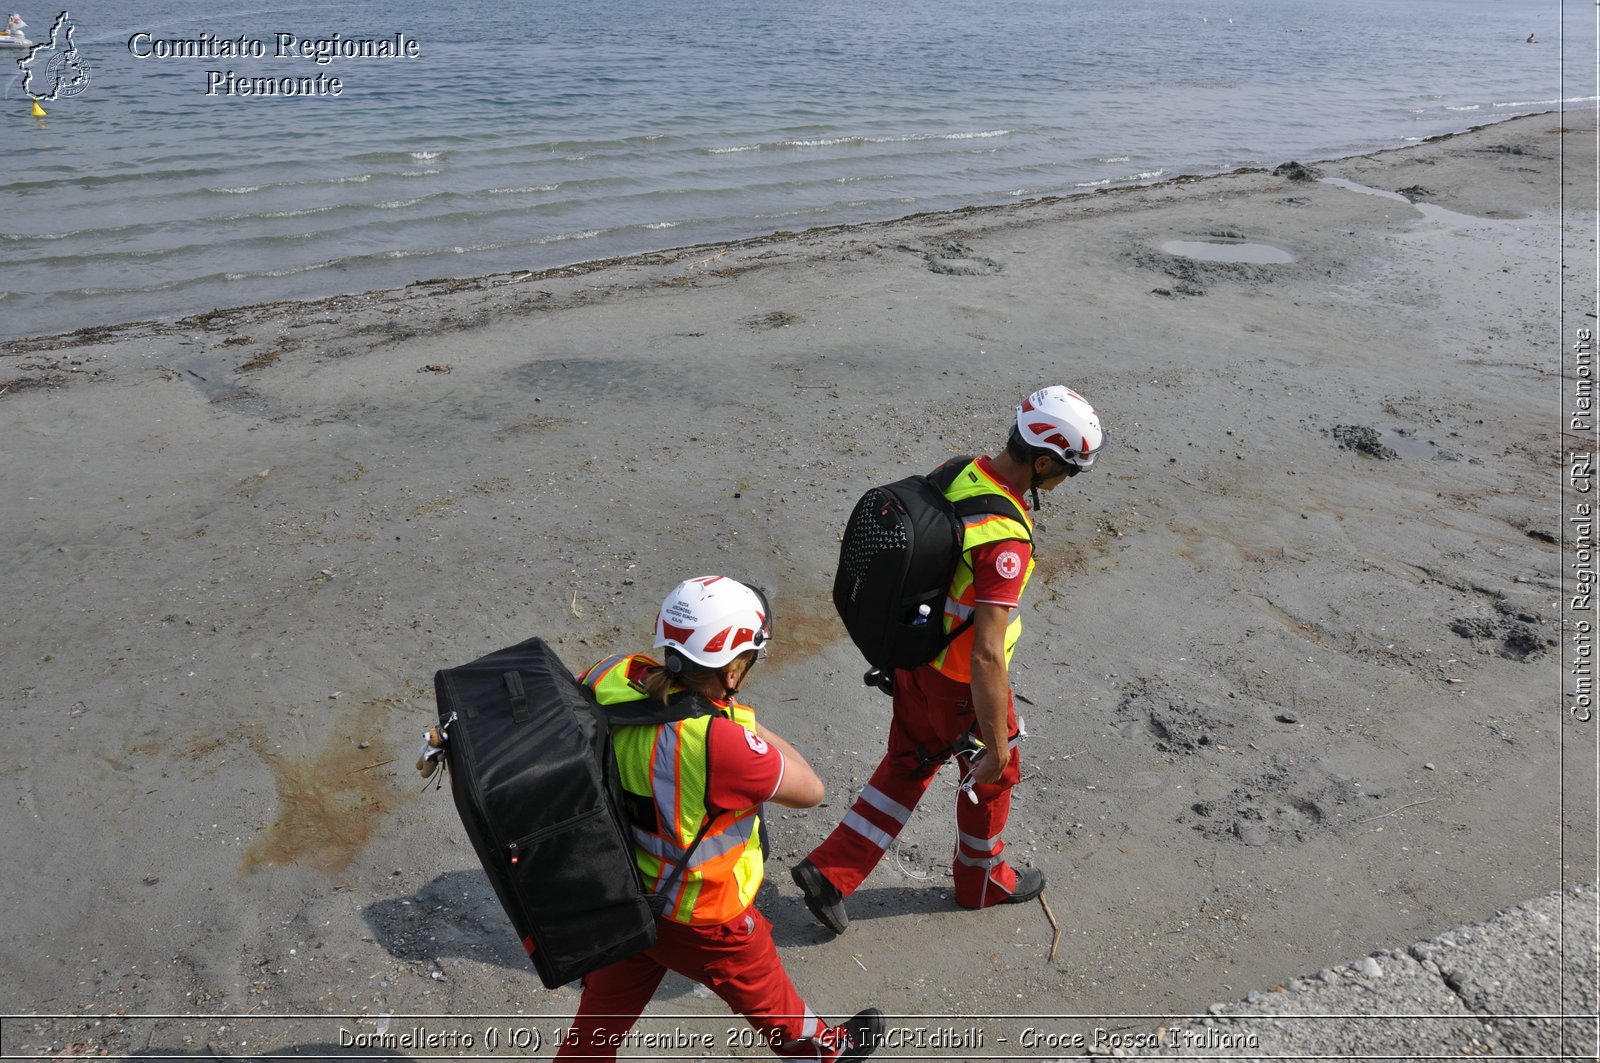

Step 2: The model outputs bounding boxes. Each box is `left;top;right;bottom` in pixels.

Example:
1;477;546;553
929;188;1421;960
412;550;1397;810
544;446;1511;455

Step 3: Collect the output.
1040;891;1063;962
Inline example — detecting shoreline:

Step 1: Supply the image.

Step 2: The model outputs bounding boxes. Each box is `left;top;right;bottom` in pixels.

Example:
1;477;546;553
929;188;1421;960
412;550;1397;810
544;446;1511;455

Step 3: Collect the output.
0;106;1593;1058
0;109;1566;355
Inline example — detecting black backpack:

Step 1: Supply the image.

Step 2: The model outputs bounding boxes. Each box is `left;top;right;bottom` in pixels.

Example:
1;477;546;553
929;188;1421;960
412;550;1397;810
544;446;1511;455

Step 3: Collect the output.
432;637;717;988
833;456;1031;673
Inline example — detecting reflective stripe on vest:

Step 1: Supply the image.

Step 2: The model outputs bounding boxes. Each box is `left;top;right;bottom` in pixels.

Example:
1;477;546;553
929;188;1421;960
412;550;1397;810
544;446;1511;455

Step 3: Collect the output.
612;715;765;925
580;654;765;926
580;653;655;704
931;460;1035;684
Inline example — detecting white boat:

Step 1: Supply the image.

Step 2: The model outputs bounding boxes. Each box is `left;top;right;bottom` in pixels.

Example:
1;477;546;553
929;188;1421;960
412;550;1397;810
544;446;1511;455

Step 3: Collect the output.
0;13;31;50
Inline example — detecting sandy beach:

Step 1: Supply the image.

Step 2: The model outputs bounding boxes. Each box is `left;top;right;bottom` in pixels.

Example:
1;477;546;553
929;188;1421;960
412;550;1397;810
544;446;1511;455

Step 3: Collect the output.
1;108;1595;1059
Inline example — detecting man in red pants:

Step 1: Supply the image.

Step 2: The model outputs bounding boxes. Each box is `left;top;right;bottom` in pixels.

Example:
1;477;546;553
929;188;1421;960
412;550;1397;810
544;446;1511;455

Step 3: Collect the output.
556;576;882;1061
793;386;1104;931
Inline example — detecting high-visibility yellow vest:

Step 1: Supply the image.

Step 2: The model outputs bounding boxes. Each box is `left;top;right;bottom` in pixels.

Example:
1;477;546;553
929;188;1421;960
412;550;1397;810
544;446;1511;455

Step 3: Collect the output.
580;653;757;730
930;460;1035;684
578;653;763;925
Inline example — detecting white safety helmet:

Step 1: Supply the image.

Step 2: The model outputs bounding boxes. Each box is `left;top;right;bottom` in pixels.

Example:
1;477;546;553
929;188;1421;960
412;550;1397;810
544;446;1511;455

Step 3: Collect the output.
654;576;772;671
1015;385;1104;471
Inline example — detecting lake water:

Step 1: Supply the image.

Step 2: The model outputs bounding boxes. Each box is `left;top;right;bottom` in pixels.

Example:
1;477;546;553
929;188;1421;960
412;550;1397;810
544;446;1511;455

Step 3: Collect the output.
3;0;1594;340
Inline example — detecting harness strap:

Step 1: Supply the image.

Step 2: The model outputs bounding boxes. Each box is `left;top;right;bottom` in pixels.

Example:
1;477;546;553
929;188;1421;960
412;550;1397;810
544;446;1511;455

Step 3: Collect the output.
604;686;740;919
645;807;722;918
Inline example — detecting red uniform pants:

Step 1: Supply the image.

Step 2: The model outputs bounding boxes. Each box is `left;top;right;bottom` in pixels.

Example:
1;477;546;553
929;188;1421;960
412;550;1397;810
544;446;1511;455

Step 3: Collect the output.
805;663;1024;909
554;907;845;1061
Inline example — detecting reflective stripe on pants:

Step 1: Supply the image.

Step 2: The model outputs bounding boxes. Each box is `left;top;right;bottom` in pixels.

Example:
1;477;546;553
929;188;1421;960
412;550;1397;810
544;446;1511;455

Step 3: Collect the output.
555;907;846;1061
805;662;1023;909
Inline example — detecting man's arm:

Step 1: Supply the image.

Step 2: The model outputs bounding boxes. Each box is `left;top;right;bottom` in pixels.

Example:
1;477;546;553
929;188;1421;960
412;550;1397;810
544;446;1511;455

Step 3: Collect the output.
967;602;1014;785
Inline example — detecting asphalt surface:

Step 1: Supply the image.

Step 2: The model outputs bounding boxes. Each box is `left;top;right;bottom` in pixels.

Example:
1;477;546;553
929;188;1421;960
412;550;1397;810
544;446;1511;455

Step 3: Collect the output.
1122;884;1597;1060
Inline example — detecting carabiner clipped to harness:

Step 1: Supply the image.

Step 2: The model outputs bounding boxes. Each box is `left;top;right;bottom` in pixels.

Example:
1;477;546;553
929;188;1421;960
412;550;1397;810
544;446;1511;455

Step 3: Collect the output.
951;718;1027;804
952;731;986;804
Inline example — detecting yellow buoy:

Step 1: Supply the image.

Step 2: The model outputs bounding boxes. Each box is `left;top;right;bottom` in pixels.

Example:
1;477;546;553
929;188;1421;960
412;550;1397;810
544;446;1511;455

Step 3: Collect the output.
31;98;46;117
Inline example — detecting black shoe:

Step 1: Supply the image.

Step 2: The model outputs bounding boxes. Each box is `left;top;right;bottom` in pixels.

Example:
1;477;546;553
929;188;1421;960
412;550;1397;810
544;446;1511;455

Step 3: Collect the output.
791;859;849;935
836;1007;884;1062
1000;866;1046;904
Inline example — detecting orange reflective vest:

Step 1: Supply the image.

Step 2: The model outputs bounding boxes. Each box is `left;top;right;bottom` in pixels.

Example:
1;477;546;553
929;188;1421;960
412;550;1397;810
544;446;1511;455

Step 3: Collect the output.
578;653;763;926
930;460;1035;684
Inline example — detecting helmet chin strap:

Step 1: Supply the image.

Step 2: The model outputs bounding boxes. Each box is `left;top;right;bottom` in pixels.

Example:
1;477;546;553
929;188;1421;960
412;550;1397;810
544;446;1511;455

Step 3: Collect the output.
1027;457;1054;511
1027;453;1081;509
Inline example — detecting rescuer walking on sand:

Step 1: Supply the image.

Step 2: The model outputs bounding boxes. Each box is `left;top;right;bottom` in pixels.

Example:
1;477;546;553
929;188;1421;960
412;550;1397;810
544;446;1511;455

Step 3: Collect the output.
792;387;1105;933
556;576;883;1061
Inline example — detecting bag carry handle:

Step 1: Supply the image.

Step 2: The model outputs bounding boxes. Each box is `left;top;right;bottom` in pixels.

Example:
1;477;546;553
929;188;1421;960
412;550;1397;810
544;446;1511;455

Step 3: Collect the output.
503;671;530;723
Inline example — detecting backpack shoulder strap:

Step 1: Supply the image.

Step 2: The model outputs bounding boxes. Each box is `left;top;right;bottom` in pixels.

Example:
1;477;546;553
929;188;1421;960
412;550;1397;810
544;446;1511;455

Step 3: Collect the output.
950;493;1032;544
934;456;1033;545
639;695;732;918
602;689;719;728
645;809;720;918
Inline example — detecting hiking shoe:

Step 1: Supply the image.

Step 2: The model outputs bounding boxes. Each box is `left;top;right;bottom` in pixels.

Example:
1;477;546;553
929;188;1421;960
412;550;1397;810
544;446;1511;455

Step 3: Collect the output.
791;859;849;935
1000;866;1046;904
835;1006;884;1062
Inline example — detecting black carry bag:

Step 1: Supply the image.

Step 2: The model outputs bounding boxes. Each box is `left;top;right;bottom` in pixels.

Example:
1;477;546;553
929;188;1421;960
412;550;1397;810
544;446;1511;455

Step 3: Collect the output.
833;456;1030;674
434;637;708;989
